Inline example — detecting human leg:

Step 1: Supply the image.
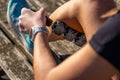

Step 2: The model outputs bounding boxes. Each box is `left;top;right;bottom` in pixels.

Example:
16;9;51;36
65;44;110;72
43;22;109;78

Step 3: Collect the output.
49;0;116;41
76;0;116;40
47;0;116;64
48;0;84;41
49;0;83;32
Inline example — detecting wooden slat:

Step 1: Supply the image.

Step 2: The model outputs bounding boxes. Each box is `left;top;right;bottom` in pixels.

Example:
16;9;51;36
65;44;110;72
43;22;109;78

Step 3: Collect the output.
0;20;33;63
0;29;33;80
0;66;10;80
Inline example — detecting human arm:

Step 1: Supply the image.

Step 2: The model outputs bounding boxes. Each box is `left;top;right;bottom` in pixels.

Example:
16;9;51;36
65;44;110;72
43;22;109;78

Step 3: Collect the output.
33;33;118;80
46;10;120;80
19;7;119;80
46;43;118;80
33;31;57;80
18;8;57;80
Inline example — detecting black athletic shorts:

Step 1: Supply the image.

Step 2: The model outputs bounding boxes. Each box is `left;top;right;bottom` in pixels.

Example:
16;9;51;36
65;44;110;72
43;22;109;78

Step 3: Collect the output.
89;11;120;70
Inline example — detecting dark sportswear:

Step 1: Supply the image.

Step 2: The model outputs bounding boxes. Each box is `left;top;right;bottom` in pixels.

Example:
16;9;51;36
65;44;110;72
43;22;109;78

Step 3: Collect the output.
90;11;120;70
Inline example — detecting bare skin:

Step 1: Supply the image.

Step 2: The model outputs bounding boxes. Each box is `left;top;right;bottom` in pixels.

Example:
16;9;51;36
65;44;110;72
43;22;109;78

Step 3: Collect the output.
18;0;119;80
49;0;116;41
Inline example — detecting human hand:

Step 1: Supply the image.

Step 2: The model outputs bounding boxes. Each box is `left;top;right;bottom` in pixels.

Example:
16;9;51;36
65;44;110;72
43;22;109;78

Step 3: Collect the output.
18;7;46;34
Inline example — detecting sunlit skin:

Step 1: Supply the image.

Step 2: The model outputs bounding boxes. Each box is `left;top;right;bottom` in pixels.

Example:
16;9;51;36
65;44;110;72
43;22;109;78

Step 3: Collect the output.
18;0;119;80
49;0;116;41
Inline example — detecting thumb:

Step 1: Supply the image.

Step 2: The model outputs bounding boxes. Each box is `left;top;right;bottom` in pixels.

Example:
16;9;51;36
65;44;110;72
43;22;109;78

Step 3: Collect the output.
37;7;47;24
37;7;46;17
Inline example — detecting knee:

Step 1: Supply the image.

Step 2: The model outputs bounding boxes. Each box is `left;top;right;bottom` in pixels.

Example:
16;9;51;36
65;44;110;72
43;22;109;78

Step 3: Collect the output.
71;0;82;13
70;0;95;10
73;0;82;6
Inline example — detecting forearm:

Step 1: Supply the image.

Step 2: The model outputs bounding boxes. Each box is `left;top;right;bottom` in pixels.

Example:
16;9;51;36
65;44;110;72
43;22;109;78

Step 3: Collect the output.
46;44;118;80
18;7;57;80
33;32;56;80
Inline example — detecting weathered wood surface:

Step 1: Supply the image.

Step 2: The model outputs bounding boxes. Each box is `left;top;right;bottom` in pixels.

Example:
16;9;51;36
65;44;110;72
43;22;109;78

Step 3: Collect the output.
0;1;34;79
0;29;34;80
0;20;33;62
0;67;10;80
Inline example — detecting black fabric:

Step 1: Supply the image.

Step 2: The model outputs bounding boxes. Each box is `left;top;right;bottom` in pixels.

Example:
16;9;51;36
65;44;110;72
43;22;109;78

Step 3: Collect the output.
51;49;71;64
50;49;62;64
89;11;120;70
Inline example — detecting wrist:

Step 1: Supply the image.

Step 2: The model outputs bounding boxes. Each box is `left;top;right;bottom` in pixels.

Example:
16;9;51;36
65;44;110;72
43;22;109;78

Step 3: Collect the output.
33;21;45;27
30;26;48;42
34;32;48;42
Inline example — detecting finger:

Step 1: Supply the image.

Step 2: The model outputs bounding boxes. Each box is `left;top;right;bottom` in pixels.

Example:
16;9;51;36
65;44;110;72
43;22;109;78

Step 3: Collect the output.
21;8;32;15
18;16;25;30
38;8;47;23
43;8;47;17
19;26;28;34
18;15;22;21
19;28;26;33
37;7;46;16
18;23;30;34
18;21;25;30
43;9;47;23
21;8;28;15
